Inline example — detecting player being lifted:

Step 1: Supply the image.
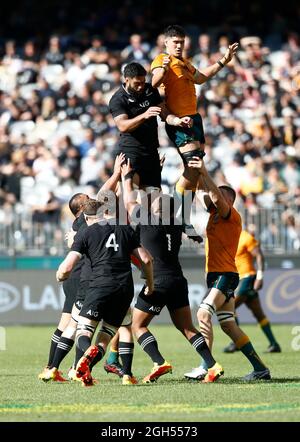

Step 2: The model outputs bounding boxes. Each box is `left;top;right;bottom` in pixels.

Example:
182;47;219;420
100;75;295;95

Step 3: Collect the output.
151;25;238;236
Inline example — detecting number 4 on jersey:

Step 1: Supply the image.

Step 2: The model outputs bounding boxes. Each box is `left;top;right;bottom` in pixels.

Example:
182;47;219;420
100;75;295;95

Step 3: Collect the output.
105;233;119;251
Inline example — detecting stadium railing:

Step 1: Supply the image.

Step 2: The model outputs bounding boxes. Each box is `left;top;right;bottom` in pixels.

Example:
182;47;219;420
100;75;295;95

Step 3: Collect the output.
0;205;298;256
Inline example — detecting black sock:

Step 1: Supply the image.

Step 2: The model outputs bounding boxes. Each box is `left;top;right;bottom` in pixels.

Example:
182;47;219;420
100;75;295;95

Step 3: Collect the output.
89;345;105;371
137;331;165;365
119;342;134;376
77;335;91;354
50;337;74;369
74;346;84;368
47;328;63;367
189;333;216;369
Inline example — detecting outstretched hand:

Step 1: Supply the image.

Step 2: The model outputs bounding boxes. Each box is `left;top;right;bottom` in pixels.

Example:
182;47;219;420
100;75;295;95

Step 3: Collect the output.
144;285;154;296
114;152;126;174
188;156;205;172
223;42;239;64
121;158;133;177
178;116;193;128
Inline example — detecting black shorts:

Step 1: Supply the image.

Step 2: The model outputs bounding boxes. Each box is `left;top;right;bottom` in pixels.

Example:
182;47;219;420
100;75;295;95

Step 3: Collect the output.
79;281;134;327
74;280;90;310
135;276;189;315
62;278;79;313
115;150;161;188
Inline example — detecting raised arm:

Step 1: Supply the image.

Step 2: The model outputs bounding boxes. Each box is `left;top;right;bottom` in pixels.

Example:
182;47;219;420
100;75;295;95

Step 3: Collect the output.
196;175;213;211
97;153;125;197
189;157;230;218
121;159;140;217
193;43;239;85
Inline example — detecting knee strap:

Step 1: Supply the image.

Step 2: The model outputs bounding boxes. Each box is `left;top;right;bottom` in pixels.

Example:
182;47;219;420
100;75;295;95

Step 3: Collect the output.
217;311;235;324
100;321;118;338
75;323;96;346
199;302;216;317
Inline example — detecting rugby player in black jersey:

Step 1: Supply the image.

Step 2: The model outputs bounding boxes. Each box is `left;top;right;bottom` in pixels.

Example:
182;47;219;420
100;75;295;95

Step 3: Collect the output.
121;159;224;383
38;192;89;382
40;154;136;383
56;199;153;386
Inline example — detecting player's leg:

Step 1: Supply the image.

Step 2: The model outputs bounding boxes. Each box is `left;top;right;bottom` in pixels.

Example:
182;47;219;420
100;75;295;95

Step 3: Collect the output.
174;146;203;240
196;273;239;370
85;319;119;371
103;331;124;376
50;304;80;367
169;305;223;382
197;287;226;350
217;298;271;380
82;284;135;385
71;280;90;371
223;291;247;353
38;312;71;382
246;297;281;352
168;114;205;239
73;286;104;385
132;308;163;364
118;309;137;384
38;278;78;379
133;286;172;383
165;276;222;381
47;313;70;367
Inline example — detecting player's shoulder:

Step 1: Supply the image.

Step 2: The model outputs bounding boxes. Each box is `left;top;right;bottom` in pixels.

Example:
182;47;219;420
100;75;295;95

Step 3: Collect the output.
151;53;165;68
109;85;125;103
144;83;157;95
243;229;258;246
230;207;242;222
116;224;135;234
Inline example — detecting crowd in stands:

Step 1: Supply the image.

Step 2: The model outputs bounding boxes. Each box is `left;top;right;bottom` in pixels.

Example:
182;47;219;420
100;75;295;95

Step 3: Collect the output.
0;1;299;253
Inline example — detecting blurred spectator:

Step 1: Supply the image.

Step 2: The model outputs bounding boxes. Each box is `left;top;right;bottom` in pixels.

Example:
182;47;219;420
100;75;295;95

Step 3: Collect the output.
32;191;61;224
121;34;150;65
44;35;64;65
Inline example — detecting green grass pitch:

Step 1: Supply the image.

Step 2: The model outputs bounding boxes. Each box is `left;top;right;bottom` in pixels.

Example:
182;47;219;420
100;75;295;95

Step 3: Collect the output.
0;324;299;422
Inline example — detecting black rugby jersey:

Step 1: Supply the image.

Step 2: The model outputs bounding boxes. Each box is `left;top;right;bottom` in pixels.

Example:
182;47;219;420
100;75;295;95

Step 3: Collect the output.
136;223;184;277
71;221;140;285
68;212;86;279
109;83;161;155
